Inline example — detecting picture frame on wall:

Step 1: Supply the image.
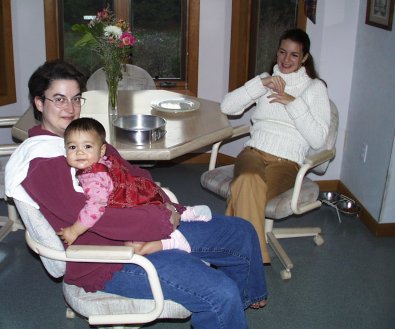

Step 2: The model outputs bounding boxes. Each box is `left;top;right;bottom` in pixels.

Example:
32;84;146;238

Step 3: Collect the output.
365;0;394;31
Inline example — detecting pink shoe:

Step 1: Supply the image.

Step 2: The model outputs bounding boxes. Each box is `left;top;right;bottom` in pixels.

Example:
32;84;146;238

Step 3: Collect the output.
161;229;191;253
181;205;212;222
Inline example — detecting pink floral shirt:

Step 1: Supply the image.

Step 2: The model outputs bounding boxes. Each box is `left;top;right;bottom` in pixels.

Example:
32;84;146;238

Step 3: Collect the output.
77;158;114;228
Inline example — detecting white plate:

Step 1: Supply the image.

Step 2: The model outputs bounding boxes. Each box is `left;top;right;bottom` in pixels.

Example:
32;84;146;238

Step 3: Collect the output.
151;99;200;113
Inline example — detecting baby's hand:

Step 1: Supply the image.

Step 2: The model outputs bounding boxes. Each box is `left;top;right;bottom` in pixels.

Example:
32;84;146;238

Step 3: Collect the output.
57;227;78;245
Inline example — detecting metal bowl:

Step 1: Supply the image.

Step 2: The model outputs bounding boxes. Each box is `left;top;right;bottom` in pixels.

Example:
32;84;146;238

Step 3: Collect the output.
113;114;166;145
318;191;341;203
337;199;361;216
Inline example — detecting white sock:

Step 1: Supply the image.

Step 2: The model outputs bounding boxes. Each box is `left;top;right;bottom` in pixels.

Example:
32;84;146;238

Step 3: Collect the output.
181;205;212;222
161;230;191;253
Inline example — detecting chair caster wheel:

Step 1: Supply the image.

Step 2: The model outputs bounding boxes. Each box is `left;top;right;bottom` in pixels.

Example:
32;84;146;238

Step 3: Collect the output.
66;307;76;319
280;269;291;280
314;234;324;246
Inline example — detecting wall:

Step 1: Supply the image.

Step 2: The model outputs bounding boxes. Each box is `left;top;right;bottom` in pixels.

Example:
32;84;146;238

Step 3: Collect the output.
341;0;395;221
198;0;231;102
307;0;359;180
198;0;251;158
0;0;46;143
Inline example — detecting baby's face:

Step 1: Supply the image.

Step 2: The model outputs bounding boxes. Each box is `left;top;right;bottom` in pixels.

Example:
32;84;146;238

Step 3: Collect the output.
65;130;105;170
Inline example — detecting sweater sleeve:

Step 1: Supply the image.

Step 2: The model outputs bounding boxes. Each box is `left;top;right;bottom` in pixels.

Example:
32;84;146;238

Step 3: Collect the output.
77;172;113;228
221;73;270;116
285;79;331;150
22;157;174;243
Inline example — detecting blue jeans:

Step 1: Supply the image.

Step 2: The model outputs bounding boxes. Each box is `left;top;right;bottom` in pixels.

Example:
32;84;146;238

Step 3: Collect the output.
103;215;268;329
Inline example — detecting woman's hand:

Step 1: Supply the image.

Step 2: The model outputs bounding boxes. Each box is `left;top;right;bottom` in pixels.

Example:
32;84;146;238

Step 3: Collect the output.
165;203;181;230
261;76;286;94
267;92;295;105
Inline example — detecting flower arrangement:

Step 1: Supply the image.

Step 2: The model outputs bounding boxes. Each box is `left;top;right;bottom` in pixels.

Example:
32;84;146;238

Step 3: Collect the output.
72;6;135;115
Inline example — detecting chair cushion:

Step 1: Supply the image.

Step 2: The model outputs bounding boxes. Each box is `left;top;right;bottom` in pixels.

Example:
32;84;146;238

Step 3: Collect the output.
201;165;319;220
200;165;233;199
14;199;66;278
63;283;191;320
265;178;319;219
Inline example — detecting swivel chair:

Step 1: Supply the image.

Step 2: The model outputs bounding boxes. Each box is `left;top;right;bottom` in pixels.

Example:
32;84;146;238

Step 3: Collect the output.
201;101;339;280
87;64;156;91
13;186;191;328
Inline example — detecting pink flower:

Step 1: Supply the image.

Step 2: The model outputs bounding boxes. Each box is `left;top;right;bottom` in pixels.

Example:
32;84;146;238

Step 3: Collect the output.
120;32;135;46
97;7;110;22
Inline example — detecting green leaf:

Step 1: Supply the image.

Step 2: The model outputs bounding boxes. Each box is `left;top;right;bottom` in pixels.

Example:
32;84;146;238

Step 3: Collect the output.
71;24;90;33
74;32;96;48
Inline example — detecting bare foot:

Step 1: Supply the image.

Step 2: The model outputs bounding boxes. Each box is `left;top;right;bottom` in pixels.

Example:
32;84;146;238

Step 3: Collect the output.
124;241;145;254
250;300;268;309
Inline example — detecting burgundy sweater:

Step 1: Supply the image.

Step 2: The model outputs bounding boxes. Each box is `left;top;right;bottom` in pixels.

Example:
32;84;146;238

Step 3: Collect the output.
22;126;174;292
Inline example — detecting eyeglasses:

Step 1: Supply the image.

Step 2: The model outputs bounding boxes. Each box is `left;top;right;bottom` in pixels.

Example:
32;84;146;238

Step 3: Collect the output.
42;95;86;109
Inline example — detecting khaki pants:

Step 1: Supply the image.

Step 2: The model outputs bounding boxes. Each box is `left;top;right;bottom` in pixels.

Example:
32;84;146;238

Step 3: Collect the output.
225;147;299;263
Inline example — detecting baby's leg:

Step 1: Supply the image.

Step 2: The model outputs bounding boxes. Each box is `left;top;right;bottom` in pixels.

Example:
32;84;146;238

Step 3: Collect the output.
161;229;191;253
181;205;212;222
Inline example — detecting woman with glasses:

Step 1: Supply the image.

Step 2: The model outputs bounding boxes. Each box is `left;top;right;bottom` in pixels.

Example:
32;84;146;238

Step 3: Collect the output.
8;60;268;329
220;28;331;264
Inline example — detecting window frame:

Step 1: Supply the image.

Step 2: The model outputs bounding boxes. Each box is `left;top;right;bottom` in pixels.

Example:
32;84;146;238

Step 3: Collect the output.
43;0;199;96
0;0;16;106
228;0;306;91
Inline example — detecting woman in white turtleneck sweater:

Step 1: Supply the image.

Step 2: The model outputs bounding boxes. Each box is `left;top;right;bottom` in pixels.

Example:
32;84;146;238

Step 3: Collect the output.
221;28;330;264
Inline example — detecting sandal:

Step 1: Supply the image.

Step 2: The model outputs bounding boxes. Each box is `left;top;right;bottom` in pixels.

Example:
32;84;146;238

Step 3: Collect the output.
250;299;268;309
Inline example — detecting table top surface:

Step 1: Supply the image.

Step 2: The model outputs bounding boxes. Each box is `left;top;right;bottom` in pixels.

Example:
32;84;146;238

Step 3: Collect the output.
12;90;233;161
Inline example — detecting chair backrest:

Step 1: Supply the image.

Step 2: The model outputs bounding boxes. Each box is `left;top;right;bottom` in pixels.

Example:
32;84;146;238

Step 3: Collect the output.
14;199;66;278
87;64;156;91
310;100;339;175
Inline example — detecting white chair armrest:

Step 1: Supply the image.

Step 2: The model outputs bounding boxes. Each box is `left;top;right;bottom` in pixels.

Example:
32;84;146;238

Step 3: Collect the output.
66;245;134;261
0;144;19;156
161;187;179;203
0;116;20;127
290;148;336;215
0;116;20;155
304;149;336;167
208;124;250;170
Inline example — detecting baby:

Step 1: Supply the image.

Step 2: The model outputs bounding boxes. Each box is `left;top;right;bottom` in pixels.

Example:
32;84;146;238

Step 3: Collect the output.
57;117;212;254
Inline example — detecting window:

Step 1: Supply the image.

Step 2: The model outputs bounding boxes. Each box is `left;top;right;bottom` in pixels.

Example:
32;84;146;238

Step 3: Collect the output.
229;0;306;91
44;0;199;95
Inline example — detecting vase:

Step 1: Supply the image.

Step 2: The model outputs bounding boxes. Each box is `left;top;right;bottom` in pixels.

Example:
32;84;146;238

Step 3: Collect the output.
107;79;119;118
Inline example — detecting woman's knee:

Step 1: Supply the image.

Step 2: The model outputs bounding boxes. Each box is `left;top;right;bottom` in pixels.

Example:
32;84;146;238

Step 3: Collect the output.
232;172;267;195
233;171;263;184
212;275;243;308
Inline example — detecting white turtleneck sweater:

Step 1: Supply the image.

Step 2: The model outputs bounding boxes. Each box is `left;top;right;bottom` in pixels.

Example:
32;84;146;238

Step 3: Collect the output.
221;65;331;165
